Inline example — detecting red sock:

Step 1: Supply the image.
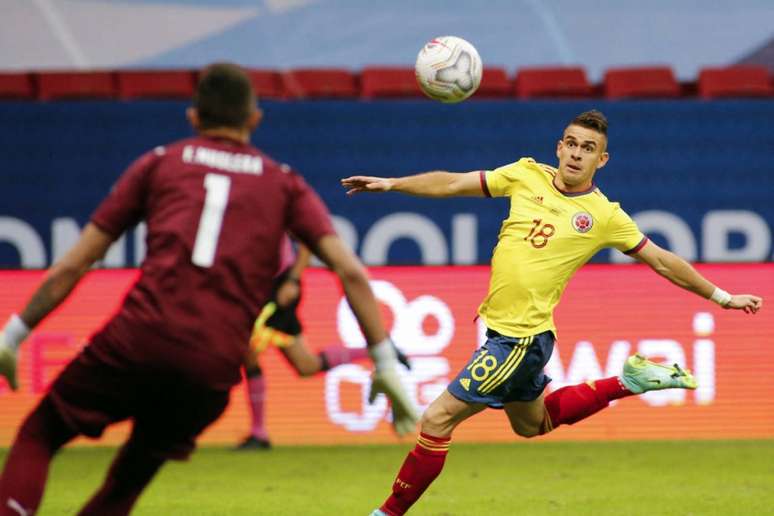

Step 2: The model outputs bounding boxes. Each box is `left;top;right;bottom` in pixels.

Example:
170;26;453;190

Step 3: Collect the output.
245;373;269;440
319;345;368;370
0;398;75;516
380;433;451;516
541;377;634;434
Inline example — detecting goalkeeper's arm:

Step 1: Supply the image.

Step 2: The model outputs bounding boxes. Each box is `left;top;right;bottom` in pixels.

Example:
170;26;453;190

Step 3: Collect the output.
313;234;419;432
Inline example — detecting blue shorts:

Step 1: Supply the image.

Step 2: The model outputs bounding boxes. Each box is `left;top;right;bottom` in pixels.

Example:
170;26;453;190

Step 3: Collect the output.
447;329;554;408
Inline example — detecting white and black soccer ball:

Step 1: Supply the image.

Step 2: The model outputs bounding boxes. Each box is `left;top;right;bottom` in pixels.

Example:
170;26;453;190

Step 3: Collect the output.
415;36;483;103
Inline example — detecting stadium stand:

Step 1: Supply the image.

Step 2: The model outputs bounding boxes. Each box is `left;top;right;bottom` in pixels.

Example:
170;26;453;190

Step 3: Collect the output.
514;67;593;98
603;66;681;99
0;73;35;99
282;68;358;98
245;69;287;99
37;71;116;100
1;66;770;102
116;70;196;99
360;67;422;98
698;65;774;98
477;68;510;98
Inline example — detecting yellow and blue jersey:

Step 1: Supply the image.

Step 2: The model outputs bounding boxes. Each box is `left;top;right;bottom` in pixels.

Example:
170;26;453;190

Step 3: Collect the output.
477;158;647;338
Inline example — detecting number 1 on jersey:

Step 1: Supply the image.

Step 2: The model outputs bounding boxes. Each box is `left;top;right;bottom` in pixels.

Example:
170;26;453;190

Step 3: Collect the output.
192;173;231;267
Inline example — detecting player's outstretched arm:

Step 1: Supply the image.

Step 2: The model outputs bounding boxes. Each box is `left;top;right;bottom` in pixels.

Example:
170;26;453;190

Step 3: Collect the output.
314;234;419;435
632;241;763;314
19;224;115;327
341;170;485;198
0;223;114;390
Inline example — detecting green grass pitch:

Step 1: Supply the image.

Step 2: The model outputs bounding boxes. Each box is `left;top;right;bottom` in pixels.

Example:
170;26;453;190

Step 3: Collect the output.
3;440;772;515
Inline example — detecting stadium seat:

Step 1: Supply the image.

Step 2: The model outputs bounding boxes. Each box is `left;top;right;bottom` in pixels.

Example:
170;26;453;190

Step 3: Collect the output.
37;71;116;100
283;68;358;98
245;69;287;99
514;67;593;98
117;70;195;99
603;66;680;99
476;68;511;98
0;73;34;99
698;66;774;98
360;67;423;98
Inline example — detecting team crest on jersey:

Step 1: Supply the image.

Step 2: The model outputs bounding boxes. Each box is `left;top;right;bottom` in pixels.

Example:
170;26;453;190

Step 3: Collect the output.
571;212;594;233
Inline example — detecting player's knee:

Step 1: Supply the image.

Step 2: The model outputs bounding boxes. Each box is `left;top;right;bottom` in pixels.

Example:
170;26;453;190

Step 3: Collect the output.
509;420;541;438
290;356;319;377
420;402;454;435
295;363;317;377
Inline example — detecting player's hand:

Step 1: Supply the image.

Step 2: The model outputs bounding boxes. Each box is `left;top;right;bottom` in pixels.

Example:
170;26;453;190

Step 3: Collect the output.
340;176;394;195
725;294;763;314
0;333;19;391
369;367;419;436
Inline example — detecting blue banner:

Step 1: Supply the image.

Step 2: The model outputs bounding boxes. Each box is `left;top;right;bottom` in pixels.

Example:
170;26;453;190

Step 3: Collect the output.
2;100;772;268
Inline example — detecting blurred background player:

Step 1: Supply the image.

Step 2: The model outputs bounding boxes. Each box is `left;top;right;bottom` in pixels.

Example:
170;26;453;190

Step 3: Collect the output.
0;62;417;516
238;237;410;450
342;109;763;516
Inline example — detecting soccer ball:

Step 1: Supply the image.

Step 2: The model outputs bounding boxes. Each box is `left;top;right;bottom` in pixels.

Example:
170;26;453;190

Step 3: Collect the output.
415;36;482;103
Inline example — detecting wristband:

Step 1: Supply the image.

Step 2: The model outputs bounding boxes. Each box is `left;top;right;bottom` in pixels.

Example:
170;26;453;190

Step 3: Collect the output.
368;337;397;371
3;314;30;351
710;287;732;307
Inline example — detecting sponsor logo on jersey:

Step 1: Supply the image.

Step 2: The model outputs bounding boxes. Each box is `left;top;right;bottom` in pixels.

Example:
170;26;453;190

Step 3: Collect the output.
572;212;593;233
459;377;471;391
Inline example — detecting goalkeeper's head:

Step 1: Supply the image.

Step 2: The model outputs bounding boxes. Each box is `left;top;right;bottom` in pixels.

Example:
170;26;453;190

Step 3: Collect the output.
187;62;262;141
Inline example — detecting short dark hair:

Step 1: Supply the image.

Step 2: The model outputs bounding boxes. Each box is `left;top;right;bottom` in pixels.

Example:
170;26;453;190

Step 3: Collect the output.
570;109;608;137
194;63;255;129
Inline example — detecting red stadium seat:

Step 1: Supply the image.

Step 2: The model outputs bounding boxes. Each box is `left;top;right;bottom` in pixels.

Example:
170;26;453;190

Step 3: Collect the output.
514;67;592;98
603;66;680;99
245;69;287;99
698;66;773;99
360;67;423;98
476;68;511;98
283;68;358;98
0;73;34;99
117;70;195;99
36;71;116;100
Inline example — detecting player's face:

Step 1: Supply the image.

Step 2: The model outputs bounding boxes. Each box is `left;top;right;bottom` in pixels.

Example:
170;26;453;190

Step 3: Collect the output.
555;125;609;190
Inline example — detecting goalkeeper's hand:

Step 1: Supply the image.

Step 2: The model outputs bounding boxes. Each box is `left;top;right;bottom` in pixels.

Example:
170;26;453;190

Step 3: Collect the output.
0;314;29;392
369;367;419;437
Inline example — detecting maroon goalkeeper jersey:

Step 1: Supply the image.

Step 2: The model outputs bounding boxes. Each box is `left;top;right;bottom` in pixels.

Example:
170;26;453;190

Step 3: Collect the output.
90;135;334;389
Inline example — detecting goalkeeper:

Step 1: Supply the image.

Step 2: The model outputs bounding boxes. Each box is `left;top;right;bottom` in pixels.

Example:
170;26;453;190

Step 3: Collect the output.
238;237;411;450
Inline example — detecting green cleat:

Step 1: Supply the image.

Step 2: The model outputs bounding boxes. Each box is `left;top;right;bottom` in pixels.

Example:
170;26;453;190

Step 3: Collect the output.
0;344;18;391
620;353;697;394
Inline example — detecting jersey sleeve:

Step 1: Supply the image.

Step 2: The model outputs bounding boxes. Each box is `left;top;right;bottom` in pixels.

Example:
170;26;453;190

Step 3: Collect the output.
606;204;648;254
284;171;336;248
482;159;531;197
90;149;161;237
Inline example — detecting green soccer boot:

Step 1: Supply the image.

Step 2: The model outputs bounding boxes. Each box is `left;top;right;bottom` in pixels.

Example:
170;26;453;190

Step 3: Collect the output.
620;353;697;394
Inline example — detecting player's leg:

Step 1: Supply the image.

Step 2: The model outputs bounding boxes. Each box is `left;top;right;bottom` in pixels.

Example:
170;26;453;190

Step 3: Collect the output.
375;330;536;516
280;336;371;377
508;353;698;437
79;382;230;515
238;347;271;450
77;440;165;516
0;397;77;516
376;390;486;516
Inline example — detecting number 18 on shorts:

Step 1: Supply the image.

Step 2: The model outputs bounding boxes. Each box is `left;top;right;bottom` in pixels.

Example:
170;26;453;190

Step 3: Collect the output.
447;330;555;408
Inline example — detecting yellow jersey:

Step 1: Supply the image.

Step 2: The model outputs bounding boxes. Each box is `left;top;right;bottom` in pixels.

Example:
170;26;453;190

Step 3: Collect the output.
477;158;647;338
